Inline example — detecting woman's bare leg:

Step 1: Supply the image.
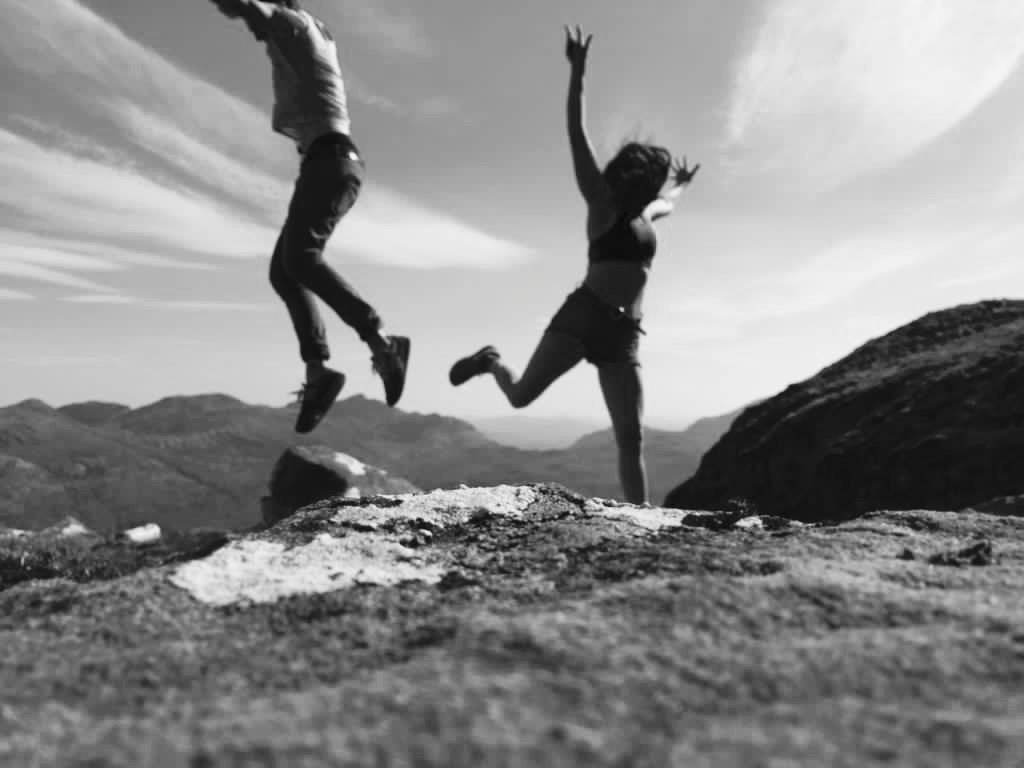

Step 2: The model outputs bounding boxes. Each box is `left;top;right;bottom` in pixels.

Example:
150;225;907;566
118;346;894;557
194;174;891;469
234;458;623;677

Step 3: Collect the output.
598;362;647;504
491;330;585;409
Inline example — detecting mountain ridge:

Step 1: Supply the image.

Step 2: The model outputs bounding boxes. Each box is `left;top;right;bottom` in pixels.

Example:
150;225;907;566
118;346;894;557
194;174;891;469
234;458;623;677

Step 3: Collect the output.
666;299;1024;519
2;393;720;532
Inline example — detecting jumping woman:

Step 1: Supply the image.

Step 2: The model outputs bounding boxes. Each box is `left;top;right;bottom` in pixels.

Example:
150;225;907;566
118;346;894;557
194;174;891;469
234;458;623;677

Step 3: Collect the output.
207;0;410;434
448;25;699;504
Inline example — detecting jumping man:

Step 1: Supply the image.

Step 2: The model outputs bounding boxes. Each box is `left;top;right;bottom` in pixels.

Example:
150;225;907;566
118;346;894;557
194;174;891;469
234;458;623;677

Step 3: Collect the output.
207;0;410;433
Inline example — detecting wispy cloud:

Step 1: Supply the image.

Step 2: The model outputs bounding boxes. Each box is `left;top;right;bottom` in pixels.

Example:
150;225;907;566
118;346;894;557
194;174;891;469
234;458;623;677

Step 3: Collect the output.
64;294;138;305
646;229;942;343
1;221;217;296
0;257;112;292
325;187;532;270
344;72;462;122
153;301;268;312
63;295;269;312
0;128;276;260
939;267;1023;289
726;0;1024;188
0;289;34;301
0;0;531;294
0;238;118;291
334;1;435;57
7;355;127;367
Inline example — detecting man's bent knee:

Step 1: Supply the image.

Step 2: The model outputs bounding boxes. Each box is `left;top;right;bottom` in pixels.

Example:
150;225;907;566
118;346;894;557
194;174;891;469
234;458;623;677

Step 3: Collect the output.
281;247;325;285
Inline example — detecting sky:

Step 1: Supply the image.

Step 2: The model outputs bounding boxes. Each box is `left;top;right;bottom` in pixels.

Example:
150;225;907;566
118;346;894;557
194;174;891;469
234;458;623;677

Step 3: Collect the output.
3;0;1024;429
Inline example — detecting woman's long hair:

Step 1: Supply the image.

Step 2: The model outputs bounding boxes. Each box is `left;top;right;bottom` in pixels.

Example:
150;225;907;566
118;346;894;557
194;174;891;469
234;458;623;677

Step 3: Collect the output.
602;141;672;212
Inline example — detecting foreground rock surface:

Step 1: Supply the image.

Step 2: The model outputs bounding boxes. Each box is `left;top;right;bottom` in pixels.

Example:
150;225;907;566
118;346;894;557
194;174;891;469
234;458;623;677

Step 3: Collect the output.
2;484;1023;767
667;300;1024;520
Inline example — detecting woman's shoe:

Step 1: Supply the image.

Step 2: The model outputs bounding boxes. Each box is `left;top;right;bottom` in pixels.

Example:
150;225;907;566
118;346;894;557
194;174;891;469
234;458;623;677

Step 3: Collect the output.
449;345;499;386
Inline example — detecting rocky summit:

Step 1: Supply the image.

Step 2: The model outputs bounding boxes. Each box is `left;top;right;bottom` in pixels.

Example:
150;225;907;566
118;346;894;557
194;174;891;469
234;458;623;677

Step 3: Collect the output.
2;483;1023;767
665;300;1024;522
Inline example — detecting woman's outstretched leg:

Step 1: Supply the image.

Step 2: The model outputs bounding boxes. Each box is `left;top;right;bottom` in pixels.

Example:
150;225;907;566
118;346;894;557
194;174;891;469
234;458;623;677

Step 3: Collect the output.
491;330;585;408
598;362;647;504
450;331;585;409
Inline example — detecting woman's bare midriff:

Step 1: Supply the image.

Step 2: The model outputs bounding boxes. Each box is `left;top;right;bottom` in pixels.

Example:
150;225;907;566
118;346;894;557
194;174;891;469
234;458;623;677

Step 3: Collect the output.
584;261;648;317
583;204;650;317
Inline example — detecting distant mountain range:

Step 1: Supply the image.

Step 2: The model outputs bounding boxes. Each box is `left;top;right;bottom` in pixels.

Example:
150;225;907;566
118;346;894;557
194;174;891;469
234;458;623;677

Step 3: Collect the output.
0;395;746;533
472;415;604;450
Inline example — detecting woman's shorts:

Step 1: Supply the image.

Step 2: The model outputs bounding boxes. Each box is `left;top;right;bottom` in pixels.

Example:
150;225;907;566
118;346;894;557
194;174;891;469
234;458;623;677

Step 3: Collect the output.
546;286;644;367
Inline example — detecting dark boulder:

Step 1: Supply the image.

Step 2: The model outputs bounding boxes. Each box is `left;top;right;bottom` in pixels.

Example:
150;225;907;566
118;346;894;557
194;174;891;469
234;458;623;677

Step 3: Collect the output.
262;446;421;526
665;300;1024;522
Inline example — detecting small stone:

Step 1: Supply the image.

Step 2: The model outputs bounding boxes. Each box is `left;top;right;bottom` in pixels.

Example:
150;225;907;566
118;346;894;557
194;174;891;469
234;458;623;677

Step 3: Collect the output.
927;539;995;567
437;570;480;591
469;507;492;524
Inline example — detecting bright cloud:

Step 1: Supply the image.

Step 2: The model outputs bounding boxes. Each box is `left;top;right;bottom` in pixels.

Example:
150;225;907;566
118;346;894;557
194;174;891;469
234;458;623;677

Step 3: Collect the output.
726;0;1024;187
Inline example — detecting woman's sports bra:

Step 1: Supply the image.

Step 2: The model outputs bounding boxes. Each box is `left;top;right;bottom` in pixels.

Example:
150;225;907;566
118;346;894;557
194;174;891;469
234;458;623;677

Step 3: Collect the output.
587;212;657;267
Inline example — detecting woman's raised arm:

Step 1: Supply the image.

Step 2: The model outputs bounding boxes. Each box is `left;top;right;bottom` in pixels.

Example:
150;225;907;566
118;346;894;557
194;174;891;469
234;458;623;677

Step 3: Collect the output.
565;25;612;208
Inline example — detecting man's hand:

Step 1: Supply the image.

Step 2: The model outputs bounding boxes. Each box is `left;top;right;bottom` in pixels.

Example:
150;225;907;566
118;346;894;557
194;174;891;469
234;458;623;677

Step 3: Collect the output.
564;24;592;74
207;0;276;40
671;156;700;187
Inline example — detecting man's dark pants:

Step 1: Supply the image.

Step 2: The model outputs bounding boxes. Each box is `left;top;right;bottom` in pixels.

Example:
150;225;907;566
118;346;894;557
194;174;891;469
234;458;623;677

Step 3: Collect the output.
269;133;381;363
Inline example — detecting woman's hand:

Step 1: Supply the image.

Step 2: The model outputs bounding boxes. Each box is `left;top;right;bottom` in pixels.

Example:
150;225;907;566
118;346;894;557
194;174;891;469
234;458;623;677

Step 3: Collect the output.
209;0;242;18
671;156;700;186
564;25;592;74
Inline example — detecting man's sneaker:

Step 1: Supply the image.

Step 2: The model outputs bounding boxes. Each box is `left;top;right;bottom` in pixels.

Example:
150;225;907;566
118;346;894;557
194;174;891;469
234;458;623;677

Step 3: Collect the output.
292;369;346;434
372;335;410;407
449;345;499;386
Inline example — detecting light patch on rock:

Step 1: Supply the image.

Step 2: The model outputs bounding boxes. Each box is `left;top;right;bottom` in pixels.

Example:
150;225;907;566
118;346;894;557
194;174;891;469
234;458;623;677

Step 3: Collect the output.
326;484;539;531
119;523;162;545
169;533;444;606
331;452;367;476
170;485;538;606
59;521;91;537
0;527;30;539
170;486;729;608
344;486;361;499
581;498;691;530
